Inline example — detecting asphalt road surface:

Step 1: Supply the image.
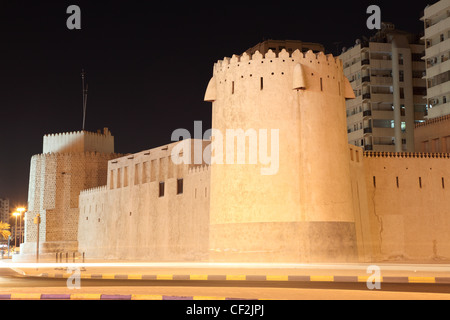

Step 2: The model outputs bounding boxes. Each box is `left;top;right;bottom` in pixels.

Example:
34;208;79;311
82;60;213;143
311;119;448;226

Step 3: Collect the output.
2;267;450;298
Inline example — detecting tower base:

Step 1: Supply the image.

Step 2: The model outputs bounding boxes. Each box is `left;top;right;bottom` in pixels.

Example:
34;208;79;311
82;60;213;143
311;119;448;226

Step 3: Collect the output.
209;221;358;263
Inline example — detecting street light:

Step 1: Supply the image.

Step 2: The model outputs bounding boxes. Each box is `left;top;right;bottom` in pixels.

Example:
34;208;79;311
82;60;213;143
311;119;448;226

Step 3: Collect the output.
12;212;20;250
16;207;26;245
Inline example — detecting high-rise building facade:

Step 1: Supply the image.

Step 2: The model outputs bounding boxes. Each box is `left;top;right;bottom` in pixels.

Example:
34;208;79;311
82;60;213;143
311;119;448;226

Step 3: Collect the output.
340;23;427;152
0;198;9;224
422;0;450;119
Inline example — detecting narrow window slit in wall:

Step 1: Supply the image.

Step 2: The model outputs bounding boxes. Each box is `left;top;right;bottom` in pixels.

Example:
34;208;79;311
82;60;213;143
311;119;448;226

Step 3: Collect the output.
442;177;445;189
396;177;399;188
260;77;264;90
373;176;376;188
320;78;323;91
177;178;184;195
232;81;235;94
159;181;165;197
419;177;422;189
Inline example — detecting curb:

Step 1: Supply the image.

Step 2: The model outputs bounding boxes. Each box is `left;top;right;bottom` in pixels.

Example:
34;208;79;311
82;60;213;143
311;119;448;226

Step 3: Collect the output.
29;273;450;284
0;293;258;300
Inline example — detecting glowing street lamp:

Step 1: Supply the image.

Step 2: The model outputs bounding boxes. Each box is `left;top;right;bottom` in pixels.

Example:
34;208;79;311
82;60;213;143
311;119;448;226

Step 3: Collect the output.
16;207;26;244
12;212;20;248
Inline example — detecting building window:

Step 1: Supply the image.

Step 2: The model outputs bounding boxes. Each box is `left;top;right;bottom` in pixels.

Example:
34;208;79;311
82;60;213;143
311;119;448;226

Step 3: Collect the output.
373;176;376;188
396;177;399;188
442;177;445;189
177;179;183;195
159;182;165;197
419;177;422;189
260;77;264;90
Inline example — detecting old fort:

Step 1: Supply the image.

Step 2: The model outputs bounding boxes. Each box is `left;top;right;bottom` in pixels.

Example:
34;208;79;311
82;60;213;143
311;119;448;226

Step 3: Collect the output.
16;39;450;264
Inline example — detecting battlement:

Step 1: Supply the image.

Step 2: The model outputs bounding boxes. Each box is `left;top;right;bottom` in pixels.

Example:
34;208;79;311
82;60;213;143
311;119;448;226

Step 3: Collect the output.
364;151;450;159
205;48;354;103
43;128;114;154
415;114;450;129
213;49;343;73
32;151;123;160
80;185;107;196
188;164;210;174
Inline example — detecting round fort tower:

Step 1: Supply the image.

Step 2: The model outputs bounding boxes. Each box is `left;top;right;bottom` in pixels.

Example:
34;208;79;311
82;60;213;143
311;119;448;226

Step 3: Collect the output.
204;49;358;262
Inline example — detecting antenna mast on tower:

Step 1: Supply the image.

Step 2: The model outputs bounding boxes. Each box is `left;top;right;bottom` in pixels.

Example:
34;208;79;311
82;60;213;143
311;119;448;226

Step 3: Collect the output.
81;69;88;131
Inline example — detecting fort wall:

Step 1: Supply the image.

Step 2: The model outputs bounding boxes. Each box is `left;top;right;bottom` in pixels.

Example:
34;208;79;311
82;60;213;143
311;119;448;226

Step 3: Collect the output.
362;151;450;262
77;140;211;261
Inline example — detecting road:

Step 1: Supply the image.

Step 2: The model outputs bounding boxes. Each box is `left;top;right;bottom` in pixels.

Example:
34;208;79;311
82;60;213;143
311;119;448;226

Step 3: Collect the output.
1;267;450;300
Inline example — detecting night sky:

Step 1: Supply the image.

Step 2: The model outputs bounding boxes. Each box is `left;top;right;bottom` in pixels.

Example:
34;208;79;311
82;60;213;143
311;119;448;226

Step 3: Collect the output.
0;0;430;207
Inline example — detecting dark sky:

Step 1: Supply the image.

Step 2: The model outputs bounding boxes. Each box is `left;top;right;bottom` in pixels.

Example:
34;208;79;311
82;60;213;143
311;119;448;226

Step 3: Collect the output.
0;0;431;207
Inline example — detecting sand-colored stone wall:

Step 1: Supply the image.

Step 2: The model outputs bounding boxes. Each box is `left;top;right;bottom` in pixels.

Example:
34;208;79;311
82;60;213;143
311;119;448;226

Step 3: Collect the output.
362;152;450;262
77;141;211;261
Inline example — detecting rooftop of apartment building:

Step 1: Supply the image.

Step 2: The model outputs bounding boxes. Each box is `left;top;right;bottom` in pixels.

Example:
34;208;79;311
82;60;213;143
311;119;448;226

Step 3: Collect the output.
340;23;424;56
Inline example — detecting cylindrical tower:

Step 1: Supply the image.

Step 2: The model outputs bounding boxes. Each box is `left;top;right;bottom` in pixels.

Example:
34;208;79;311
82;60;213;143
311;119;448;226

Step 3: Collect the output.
204;48;358;262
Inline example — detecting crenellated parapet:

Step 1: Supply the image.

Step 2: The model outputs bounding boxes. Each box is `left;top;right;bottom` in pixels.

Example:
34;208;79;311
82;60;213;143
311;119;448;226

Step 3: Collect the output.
80;185;107;196
205;49;354;103
213;49;343;73
364;151;450;159
43;128;114;154
415;114;450;129
188;164;210;175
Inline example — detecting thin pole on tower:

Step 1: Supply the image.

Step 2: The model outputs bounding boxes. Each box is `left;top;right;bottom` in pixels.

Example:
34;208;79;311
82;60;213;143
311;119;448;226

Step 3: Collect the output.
81;69;88;131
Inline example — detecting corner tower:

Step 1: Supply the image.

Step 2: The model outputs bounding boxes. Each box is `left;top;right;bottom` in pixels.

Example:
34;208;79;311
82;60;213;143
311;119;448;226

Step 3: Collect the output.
18;128;121;261
204;48;358;262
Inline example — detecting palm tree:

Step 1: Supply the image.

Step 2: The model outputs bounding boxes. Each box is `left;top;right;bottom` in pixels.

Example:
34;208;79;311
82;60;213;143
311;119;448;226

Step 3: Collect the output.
0;222;11;240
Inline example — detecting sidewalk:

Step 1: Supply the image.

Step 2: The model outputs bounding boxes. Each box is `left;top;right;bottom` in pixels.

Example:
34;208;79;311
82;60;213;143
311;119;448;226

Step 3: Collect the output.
5;261;450;284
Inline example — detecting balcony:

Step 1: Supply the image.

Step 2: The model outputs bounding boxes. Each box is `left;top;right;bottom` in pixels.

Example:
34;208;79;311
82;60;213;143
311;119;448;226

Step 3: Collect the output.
370;76;393;86
370;59;392;70
361;59;370;66
362;93;371;100
363;110;372;117
372;110;396;120
362;76;371;83
371;93;393;103
364;145;373;151
364;127;373;134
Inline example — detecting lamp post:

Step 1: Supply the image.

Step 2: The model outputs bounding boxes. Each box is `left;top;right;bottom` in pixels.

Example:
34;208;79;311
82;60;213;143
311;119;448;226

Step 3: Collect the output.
12;212;20;249
16;207;26;245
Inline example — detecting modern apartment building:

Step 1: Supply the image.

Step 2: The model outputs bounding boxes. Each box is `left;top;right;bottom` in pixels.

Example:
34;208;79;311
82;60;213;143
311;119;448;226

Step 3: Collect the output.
422;0;450;119
340;23;427;152
0;198;9;224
